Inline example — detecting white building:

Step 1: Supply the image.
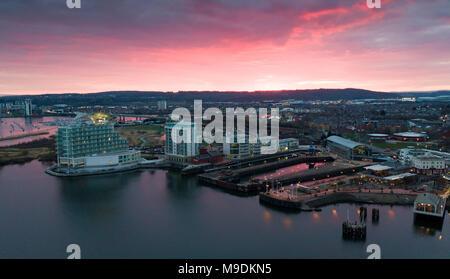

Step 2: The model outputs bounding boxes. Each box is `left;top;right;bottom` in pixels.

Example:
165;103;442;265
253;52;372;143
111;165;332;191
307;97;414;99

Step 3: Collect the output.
412;155;446;175
24;99;32;116
400;148;450;166
56;113;141;173
165;122;200;163
223;136;299;159
157;100;167;111
399;148;426;163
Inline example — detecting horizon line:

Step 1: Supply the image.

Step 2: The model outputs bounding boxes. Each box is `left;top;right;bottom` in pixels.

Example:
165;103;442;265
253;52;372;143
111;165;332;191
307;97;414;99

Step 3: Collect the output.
1;88;450;97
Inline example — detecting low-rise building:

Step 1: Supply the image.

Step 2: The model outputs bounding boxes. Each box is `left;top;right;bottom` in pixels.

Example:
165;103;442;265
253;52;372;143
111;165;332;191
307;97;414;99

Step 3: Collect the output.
223;136;299;159
412;155;446;175
392;132;428;142
368;133;389;143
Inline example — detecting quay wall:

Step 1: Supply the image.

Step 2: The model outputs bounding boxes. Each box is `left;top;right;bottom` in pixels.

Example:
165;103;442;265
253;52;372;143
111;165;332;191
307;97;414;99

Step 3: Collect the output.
237;156;334;178
198;174;261;194
306;192;417;208
269;164;368;186
259;193;304;210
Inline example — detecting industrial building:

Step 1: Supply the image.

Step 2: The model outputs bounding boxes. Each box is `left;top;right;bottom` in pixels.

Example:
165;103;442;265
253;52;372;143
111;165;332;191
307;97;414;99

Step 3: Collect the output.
326;136;371;160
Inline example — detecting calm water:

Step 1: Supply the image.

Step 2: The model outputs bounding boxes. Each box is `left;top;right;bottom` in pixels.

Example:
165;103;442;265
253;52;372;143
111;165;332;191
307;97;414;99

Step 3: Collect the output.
0;161;448;259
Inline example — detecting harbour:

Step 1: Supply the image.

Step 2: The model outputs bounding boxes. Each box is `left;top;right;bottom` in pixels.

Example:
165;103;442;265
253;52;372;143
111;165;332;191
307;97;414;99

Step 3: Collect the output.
0;160;448;258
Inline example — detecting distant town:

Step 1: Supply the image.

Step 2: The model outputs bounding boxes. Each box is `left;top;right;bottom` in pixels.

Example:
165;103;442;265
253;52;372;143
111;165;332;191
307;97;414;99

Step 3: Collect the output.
0;90;449;230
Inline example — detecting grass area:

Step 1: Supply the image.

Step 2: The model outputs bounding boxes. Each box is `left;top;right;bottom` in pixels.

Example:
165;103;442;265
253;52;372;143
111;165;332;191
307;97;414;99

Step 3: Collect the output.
0;147;54;166
0;137;57;166
117;125;164;147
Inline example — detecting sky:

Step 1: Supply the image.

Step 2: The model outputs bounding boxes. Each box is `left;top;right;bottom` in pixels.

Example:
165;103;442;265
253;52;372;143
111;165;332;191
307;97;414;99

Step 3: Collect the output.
0;0;449;95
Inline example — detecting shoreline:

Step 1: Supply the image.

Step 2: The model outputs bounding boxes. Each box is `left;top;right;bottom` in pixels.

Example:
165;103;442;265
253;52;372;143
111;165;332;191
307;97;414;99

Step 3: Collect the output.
45;159;167;177
0;131;50;142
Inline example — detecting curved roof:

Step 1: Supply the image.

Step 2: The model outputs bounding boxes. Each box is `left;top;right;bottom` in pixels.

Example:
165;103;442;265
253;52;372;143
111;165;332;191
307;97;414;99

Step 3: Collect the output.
327;136;365;149
393;132;427;138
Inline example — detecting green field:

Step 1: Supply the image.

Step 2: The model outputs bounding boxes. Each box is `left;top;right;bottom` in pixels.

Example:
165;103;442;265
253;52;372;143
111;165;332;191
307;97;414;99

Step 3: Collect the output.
117;125;164;147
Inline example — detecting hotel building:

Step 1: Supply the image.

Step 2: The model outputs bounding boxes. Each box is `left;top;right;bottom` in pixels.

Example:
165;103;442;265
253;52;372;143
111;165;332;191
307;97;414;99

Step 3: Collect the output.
56;113;141;172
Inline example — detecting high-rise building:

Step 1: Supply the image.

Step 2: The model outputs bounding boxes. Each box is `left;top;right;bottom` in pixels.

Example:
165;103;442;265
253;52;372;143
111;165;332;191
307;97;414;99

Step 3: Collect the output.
165;122;200;163
56;113;141;172
157;100;167;111
24;99;32;116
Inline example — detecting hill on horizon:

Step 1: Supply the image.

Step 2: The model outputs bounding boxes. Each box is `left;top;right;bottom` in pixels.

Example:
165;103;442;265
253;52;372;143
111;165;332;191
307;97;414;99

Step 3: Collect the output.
1;88;449;106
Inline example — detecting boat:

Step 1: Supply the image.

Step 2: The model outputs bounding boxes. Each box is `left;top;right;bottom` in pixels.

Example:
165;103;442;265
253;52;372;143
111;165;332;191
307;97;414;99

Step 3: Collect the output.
413;193;446;222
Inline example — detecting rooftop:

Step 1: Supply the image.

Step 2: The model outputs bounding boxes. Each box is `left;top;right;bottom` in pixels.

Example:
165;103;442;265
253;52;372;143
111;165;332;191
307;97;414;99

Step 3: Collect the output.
364;164;393;171
393;132;427;138
415;193;444;205
384;172;416;181
327;136;365;149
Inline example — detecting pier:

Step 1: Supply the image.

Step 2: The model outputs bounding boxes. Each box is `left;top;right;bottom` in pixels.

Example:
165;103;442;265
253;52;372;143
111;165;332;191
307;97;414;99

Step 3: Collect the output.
258;188;419;211
198;154;335;194
253;160;370;188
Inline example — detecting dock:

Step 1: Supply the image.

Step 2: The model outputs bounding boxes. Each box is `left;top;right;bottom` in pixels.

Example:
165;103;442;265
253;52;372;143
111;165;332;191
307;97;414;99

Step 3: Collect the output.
198;154;335;194
257;188;419;211
253;160;370;187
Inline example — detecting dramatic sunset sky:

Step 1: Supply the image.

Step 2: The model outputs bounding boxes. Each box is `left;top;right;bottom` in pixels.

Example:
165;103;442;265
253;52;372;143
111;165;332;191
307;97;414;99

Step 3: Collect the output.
1;0;449;94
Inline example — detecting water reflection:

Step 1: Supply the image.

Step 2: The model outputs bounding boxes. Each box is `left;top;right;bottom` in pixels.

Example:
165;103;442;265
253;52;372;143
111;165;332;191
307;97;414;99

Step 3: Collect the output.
283;217;293;229
0;161;449;258
166;171;201;199
57;171;143;221
263;210;272;223
412;215;444;236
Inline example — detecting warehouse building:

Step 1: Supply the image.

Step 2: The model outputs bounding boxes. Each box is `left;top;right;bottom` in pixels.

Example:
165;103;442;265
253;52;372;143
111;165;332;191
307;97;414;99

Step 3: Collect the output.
326;136;371;160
